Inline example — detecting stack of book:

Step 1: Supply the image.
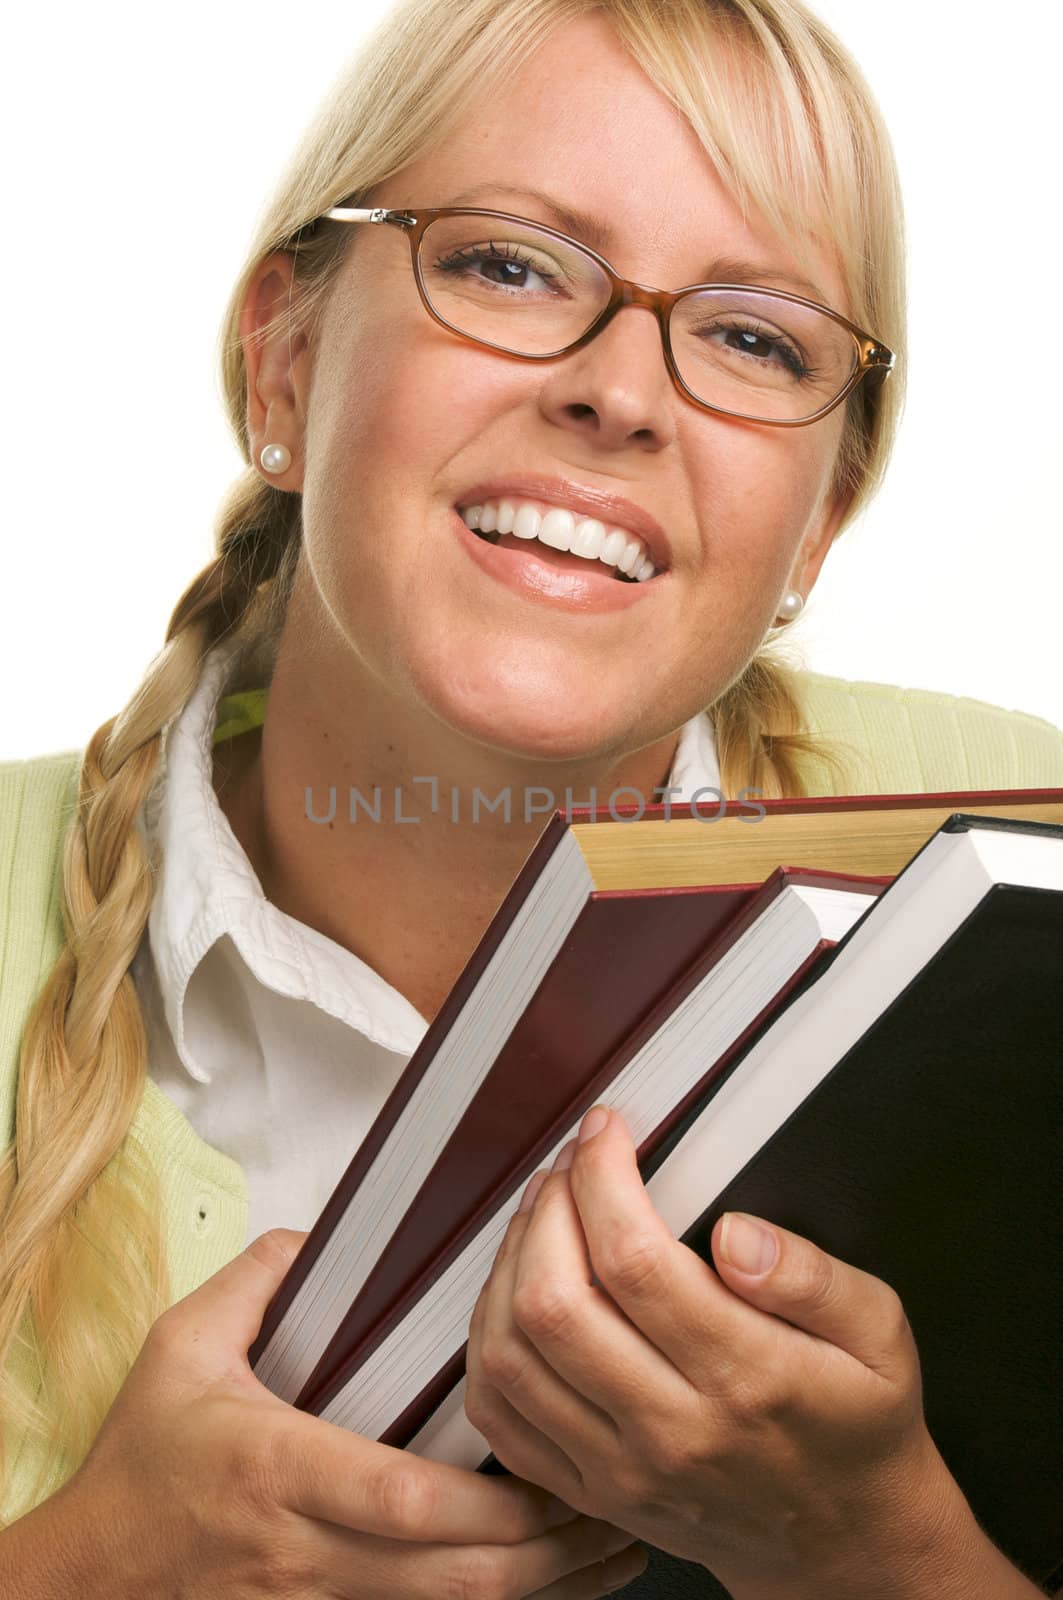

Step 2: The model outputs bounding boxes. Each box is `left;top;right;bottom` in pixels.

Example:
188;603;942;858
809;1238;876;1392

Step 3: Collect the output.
249;784;1063;1593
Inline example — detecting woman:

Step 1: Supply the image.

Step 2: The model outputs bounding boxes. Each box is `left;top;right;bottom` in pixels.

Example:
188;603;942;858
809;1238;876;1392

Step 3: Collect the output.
1;0;1060;1594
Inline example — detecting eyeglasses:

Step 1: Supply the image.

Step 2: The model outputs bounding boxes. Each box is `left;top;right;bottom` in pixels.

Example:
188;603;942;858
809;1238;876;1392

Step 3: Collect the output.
318;204;894;427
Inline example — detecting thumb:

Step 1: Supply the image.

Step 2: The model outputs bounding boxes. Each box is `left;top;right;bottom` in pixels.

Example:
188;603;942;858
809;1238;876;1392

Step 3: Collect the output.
166;1228;310;1359
712;1211;915;1379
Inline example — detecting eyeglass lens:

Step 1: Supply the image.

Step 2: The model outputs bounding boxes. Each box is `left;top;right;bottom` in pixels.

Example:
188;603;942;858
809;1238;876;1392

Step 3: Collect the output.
417;214;859;423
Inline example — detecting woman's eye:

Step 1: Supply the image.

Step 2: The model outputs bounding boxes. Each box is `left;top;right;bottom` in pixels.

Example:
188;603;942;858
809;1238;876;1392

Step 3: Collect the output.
435;246;558;292
478;253;539;288
726;328;774;358
709;323;807;376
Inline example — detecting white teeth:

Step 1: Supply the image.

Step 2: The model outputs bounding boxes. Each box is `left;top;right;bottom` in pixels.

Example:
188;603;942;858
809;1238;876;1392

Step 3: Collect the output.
512;504;540;540
597;529;628;567
459;497;661;580
571;518;606;558
538;509;575;551
616;538;642;576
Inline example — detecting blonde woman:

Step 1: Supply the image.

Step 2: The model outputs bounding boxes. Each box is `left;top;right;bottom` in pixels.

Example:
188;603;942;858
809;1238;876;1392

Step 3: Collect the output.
2;1;1061;1596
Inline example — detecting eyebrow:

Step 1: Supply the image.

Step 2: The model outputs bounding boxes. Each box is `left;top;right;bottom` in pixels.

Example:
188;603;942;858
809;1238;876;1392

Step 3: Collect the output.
444;182;827;302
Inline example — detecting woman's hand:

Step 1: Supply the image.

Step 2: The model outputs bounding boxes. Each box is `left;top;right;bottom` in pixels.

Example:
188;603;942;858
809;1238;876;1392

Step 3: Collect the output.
465;1105;981;1600
1;1228;648;1600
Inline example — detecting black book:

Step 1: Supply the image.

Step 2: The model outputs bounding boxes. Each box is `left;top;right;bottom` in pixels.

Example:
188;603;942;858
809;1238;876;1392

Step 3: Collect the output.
474;814;1063;1596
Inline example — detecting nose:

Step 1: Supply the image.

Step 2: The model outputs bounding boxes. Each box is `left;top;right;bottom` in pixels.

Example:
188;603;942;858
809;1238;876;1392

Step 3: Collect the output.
535;295;677;453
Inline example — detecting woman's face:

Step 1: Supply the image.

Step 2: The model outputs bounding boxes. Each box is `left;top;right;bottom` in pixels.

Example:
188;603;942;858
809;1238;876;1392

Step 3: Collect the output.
253;12;852;767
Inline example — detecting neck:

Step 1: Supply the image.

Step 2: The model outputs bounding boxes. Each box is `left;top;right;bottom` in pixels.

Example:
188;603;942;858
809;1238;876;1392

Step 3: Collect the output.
213;618;681;1026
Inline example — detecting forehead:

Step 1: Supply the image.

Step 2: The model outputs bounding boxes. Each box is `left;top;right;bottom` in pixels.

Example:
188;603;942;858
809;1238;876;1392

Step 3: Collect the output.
378;11;849;314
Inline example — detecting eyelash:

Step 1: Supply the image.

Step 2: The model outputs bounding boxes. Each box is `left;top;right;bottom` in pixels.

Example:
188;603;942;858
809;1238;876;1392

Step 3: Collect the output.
433;241;565;289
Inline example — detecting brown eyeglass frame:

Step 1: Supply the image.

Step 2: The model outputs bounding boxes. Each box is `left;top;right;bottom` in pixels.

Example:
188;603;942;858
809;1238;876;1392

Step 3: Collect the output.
318;203;895;427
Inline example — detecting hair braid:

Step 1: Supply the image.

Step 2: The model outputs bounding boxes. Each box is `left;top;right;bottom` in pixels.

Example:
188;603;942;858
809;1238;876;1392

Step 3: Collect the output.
0;481;299;1515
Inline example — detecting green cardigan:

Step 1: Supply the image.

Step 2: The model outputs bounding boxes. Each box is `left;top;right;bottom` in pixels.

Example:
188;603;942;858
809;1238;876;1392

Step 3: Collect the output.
2;673;1063;1523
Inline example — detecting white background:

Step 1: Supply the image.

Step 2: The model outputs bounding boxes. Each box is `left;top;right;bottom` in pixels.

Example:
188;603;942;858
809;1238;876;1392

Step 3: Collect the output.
2;0;1060;759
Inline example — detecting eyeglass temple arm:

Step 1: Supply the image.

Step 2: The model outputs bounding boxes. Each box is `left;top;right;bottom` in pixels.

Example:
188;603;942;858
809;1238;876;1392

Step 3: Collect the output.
324;206;416;228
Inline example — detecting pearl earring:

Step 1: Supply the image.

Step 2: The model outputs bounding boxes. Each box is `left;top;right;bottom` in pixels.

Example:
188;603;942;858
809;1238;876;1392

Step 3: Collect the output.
260;443;291;475
775;589;805;624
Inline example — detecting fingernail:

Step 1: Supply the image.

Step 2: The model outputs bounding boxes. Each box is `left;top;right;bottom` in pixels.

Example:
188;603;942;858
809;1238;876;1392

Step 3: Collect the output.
551;1138;577;1174
517;1170;548;1214
720;1212;777;1275
578;1105;610;1144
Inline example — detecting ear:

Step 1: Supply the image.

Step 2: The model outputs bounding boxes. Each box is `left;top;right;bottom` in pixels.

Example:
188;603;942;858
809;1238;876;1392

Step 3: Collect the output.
787;482;855;601
239;251;313;490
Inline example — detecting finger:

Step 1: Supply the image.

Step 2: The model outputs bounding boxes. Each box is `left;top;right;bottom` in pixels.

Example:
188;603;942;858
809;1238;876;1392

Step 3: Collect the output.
160;1228;310;1360
306;1512;641;1600
467;1174;530;1416
509;1160;692;1431
278;1414;582;1543
468;1158;608;1495
527;1537;650;1598
567;1109;782;1385
360;1519;639;1600
467;1377;589;1506
712;1211;921;1382
498;1517;644;1600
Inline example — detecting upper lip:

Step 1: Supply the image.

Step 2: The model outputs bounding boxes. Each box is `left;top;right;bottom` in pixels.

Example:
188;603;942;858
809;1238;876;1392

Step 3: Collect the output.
454;474;672;571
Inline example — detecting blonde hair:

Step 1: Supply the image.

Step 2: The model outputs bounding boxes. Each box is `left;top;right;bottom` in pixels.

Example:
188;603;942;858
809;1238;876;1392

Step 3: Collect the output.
0;0;905;1512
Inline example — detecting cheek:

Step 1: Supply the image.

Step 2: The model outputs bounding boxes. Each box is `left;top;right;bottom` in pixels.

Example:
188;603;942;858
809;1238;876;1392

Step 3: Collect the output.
308;280;507;479
299;325;441;590
694;421;840;587
297;313;526;670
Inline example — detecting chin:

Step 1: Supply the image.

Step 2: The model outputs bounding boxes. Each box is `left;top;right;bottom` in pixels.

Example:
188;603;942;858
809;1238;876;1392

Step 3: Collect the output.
432;682;634;766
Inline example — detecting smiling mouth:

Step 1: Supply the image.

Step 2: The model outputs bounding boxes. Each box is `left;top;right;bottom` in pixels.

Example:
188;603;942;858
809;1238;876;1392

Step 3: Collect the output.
458;498;662;582
471;526;643;581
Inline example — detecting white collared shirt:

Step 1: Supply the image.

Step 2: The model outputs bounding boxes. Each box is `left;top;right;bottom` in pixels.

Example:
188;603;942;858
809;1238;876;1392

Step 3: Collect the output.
132;640;722;1245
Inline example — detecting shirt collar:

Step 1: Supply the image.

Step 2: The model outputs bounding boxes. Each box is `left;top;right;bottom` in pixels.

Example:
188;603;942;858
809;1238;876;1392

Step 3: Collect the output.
143;639;720;1085
669;700;722;804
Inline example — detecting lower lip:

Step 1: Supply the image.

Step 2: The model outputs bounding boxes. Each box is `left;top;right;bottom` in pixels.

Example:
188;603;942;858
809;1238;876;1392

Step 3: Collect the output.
451;508;662;613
